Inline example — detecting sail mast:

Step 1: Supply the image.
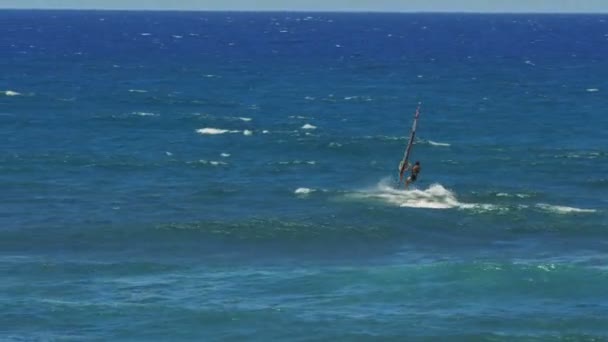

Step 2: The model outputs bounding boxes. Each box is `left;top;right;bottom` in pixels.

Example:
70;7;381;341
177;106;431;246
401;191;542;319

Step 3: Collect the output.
399;103;421;182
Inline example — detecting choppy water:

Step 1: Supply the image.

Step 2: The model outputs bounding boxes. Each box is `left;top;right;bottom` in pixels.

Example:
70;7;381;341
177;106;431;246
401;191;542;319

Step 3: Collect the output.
1;10;608;340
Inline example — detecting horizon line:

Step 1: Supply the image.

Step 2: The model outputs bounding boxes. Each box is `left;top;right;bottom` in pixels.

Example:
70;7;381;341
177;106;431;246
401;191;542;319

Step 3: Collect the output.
1;8;607;14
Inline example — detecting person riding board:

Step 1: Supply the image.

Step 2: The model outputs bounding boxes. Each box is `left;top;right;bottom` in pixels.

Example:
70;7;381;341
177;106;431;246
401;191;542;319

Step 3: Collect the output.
405;161;421;189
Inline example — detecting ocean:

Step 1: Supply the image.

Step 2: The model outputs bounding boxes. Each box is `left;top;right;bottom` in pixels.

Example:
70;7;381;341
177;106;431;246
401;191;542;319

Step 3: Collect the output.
1;10;607;340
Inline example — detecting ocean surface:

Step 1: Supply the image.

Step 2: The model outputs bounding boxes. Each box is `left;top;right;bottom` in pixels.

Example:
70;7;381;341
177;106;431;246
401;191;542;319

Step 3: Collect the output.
1;10;608;340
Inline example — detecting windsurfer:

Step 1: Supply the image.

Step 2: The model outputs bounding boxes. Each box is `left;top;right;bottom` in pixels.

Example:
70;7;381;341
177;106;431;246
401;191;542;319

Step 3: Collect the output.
405;161;421;189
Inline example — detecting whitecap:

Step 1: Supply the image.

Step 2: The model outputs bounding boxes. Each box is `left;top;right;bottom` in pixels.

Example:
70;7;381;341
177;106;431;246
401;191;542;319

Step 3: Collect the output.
132;111;157;116
537;264;557;272
140;33;152;36
196;128;239;135
427;140;451;147
243;130;253;136
4;90;21;96
586;88;599;92
496;192;531;199
536;203;596;214
165;152;173;156
238;117;252;122
301;123;317;130
295;188;314;194
262;130;269;134
128;89;148;93
220;153;230;157
172;35;183;39
193;160;227;166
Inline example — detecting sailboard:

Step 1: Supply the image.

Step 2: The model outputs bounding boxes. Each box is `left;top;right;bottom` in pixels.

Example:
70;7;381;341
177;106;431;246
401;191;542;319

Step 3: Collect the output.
398;103;421;182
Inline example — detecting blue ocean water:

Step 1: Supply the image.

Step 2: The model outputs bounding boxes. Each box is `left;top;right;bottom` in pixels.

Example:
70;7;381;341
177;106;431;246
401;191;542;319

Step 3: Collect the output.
1;10;608;340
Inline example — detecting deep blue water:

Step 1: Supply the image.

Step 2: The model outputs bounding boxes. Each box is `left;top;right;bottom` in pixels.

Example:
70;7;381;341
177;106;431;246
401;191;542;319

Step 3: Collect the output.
1;10;608;340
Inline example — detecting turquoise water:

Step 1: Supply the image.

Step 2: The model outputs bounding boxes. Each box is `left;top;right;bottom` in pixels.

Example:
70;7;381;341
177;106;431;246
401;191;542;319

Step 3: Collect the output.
1;10;608;340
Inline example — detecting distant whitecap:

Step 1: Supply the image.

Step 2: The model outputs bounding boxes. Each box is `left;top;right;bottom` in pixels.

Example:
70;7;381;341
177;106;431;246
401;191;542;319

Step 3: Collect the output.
133;112;156;117
536;203;596;214
427;140;451;147
4;90;21;96
295;188;314;194
196;128;238;135
301;123;317;130
193;160;227;166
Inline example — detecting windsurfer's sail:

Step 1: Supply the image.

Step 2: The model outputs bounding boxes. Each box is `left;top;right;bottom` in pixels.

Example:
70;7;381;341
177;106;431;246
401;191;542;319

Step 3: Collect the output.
399;103;421;182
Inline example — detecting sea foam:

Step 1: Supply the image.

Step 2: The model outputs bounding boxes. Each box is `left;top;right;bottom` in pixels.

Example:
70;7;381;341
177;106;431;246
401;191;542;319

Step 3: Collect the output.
350;179;501;211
